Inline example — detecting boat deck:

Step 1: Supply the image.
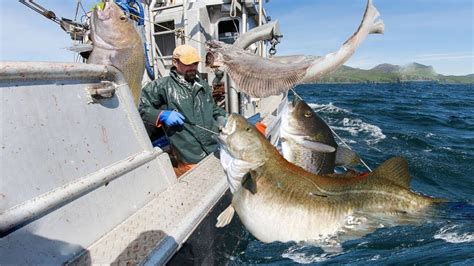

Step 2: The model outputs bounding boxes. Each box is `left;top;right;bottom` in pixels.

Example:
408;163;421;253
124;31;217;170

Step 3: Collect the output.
68;155;227;265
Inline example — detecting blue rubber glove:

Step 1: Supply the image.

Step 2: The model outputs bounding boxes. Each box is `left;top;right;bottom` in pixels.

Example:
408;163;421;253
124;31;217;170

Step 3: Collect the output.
216;116;227;131
159;110;185;127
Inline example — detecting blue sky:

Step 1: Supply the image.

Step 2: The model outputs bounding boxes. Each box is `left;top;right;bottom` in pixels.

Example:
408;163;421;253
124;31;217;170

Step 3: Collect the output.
1;0;473;75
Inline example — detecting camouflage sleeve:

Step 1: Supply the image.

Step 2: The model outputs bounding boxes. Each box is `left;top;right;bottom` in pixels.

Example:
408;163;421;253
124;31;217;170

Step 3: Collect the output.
138;80;168;127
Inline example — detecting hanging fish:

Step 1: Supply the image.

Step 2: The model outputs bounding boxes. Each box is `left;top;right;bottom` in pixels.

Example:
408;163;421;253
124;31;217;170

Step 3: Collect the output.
70;0;145;105
206;0;384;98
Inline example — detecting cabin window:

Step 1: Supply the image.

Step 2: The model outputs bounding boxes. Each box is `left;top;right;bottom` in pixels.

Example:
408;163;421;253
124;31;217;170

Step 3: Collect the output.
154;20;176;56
218;19;240;44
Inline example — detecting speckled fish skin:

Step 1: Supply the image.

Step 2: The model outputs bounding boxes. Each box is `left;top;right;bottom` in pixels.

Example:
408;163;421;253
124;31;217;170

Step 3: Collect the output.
219;113;443;243
88;0;145;105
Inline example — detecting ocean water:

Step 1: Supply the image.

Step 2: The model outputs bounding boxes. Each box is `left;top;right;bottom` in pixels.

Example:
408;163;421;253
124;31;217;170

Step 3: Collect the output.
218;83;474;265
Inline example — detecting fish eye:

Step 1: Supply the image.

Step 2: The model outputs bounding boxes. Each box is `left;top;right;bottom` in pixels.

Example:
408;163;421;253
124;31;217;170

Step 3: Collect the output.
246;127;251;131
304;111;312;117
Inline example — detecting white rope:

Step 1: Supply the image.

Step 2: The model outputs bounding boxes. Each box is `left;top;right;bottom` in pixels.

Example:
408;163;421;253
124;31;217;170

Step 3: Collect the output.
329;126;372;172
230;0;238;17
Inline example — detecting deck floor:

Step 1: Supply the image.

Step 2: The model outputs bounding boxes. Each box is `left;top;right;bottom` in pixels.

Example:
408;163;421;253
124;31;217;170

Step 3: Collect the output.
68;154;227;265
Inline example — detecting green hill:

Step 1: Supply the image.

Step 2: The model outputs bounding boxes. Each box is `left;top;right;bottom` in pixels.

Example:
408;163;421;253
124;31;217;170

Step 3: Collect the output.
316;63;473;84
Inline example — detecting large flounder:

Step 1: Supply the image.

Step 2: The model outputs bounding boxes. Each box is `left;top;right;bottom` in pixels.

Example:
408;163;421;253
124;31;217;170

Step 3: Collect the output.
206;0;384;98
218;114;443;243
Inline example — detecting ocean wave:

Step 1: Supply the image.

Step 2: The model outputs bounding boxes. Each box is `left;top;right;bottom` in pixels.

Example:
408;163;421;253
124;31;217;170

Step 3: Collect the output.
309;102;351;114
434;225;474;243
333;118;386;144
281;244;340;264
425;132;435;138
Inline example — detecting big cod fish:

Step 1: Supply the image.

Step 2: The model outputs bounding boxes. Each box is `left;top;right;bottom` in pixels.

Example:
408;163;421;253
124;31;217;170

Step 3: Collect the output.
218;114;444;243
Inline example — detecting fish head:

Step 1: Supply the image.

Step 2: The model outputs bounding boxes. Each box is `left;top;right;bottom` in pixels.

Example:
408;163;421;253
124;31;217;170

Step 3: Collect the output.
90;0;138;50
218;113;268;165
282;97;335;145
205;40;237;72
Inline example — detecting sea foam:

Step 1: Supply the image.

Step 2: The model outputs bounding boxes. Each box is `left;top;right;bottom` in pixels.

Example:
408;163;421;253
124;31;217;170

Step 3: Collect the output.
309;102;351;114
434;225;474;243
281;244;339;264
332;118;386;144
307;102;384;145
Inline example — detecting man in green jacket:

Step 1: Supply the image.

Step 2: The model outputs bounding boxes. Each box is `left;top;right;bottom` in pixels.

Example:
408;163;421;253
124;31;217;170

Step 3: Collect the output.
139;44;227;173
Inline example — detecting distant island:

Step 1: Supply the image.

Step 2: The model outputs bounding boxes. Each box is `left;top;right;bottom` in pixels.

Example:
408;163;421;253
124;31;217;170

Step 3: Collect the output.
315;62;473;84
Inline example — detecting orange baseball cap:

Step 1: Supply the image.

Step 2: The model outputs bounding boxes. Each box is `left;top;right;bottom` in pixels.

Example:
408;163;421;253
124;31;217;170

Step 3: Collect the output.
173;45;201;65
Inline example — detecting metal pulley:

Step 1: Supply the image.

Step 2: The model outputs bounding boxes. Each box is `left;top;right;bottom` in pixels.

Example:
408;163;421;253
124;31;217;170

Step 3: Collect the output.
268;38;279;56
175;28;186;43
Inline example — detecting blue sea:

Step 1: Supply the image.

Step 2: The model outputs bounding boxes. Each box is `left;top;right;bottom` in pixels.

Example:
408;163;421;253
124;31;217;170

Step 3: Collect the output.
218;83;474;265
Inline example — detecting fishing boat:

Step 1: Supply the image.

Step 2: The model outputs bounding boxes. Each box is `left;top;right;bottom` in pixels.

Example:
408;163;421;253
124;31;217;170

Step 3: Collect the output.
0;0;287;264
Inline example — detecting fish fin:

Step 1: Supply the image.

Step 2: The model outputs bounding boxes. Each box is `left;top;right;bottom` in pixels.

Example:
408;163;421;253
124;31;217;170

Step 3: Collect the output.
242;172;257;194
371;156;411;188
223;52;313;98
335;146;361;166
220;149;263;193
67;43;94;53
269;55;316;64
292;137;336;153
215;204;235;228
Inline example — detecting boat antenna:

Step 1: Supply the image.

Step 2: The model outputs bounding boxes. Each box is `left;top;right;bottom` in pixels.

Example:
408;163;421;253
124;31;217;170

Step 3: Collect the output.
290;88;373;172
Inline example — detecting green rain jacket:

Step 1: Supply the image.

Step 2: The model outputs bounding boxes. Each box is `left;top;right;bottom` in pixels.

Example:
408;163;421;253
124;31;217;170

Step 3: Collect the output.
139;68;227;164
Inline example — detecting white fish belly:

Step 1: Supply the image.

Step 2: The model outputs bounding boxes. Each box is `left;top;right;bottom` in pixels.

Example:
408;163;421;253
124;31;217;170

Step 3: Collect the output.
233;189;348;243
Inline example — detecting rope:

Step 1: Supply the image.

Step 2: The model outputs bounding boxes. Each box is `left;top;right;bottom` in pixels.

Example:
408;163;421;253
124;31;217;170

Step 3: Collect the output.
74;0;80;21
329;126;373;172
230;0;238;18
290;88;372;172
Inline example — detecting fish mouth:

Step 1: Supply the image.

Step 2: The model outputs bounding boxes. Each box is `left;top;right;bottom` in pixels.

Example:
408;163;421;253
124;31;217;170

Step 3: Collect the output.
205;52;214;67
205;51;224;69
221;116;237;135
94;1;111;21
94;0;122;22
217;115;237;145
281;102;304;137
205;40;225;68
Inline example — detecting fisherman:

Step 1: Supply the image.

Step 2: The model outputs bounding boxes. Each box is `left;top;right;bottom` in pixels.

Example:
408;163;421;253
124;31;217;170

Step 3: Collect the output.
139;44;227;176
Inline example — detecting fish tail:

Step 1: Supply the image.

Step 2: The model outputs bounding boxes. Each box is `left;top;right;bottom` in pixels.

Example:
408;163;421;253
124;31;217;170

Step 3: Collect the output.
370;20;385;35
366;0;385;35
